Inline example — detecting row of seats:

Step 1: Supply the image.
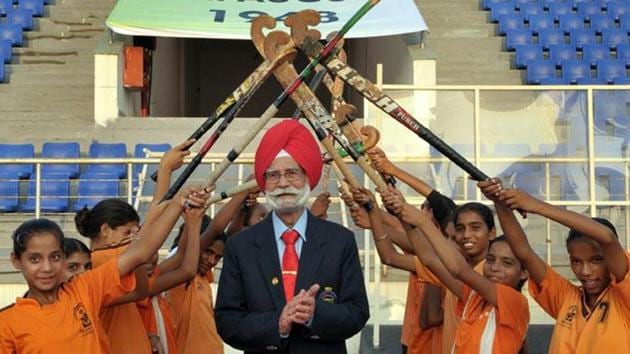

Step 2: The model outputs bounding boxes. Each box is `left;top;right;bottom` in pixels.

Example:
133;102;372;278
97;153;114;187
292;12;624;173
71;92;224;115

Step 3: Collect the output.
0;142;172;212
488;0;630;21
506;28;630;50
498;13;630;35
525;57;630;82
516;43;630;67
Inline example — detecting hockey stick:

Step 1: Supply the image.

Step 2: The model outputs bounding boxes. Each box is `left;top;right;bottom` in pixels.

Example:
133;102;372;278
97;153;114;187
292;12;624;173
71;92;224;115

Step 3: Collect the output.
201;0;381;203
159;45;296;202
289;12;490;182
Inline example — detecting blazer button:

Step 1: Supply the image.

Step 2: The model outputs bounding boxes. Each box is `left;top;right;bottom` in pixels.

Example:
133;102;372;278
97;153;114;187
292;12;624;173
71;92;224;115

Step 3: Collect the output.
266;345;278;350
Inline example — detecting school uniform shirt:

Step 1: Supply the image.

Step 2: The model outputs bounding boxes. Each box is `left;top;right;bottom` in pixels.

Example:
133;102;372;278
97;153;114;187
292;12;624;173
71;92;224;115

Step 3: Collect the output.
529;254;630;354
168;272;223;354
415;259;444;354
92;245;153;354
401;255;422;348
137;269;179;354
0;258;135;354
416;259;486;354
404;258;439;354
453;284;529;354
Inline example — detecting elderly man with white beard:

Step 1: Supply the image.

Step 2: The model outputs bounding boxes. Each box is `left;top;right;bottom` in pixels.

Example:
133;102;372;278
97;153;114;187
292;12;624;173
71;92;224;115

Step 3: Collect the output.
215;119;369;354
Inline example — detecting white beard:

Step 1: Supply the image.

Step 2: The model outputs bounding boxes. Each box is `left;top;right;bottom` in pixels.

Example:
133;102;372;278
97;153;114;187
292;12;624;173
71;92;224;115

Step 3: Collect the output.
265;184;311;213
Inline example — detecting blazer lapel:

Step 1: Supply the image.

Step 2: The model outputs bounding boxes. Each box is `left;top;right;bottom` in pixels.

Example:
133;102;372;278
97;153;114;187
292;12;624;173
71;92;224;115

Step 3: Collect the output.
295;213;326;293
255;216;286;309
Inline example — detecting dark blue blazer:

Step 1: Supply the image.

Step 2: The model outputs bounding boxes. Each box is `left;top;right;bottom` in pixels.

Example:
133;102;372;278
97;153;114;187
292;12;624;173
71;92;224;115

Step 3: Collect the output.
215;212;369;354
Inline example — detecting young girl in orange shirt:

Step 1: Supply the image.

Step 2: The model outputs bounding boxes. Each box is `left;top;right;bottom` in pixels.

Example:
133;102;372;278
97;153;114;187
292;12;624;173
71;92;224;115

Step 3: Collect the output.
0;186;209;354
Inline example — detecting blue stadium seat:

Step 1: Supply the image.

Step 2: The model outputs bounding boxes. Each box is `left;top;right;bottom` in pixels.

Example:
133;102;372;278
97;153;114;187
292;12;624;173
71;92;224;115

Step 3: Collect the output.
570;29;597;49
73;173;120;211
0;24;23;46
132;143;171;189
515;44;544;68
562;59;593;83
597;58;627;82
583;44;610;66
7;8;32;31
602;28;629;49
548;2;575;18
528;14;555;33
549;44;577;66
490;2;517;22
519;3;544;19
483;0;508;10
576;1;602;18
41;142;80;178
506;29;533;50
494;143;532;156
616;43;630;64
620;13;630;29
86;142;127;178
588;14;614;34
0;174;19;212
0;39;11;64
0;143;33;178
613;76;630;83
21;175;71;212
539;28;567;49
607;1;630;19
540;77;570;83
558;13;586;32
527;59;559;83
576;76;607;83
19;0;43;17
595;167;625;200
0;0;12;15
498;13;525;34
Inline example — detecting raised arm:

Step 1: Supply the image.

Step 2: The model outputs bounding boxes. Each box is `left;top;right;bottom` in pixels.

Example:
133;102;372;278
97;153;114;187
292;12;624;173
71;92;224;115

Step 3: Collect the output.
310;192;331;219
151;139;195;209
200;187;253;251
368;147;433;197
479;179;547;285
500;185;627;282
118;185;210;276
352;187;416;273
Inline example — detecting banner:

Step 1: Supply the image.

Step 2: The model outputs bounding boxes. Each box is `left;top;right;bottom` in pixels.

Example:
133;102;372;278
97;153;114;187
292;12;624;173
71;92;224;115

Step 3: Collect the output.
106;0;427;39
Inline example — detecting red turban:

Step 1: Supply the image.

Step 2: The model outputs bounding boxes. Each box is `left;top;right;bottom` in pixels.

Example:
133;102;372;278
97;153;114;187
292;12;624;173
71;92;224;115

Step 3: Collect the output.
255;119;322;189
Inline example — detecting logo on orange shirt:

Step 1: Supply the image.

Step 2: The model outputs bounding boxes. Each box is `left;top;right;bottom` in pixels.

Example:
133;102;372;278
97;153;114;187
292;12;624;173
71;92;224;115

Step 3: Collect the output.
560;305;578;328
74;303;94;336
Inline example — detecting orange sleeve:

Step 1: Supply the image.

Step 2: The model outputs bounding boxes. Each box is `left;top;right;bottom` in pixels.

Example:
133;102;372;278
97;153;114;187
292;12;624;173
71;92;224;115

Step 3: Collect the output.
528;264;577;318
81;257;136;309
0;316;16;354
414;257;441;286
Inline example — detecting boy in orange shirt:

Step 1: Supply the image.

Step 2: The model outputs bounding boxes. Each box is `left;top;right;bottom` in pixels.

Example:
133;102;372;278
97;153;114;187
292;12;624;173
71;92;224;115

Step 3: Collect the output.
480;179;630;354
0;186;209;353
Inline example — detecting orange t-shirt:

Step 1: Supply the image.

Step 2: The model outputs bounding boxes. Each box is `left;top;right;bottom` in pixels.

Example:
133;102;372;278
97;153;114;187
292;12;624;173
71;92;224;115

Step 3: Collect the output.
0;258;134;354
416;259;486;354
137;269;179;354
92;245;152;354
401;257;421;347
453;284;529;354
529;254;630;354
167;272;223;354
405;258;439;354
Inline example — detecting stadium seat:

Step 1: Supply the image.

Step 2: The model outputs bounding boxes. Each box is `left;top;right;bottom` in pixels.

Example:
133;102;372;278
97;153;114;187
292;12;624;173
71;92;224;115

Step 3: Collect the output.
527;59;559;83
620;13;630;29
21;175;71;212
595;167;625;200
548;2;575;18
576;76;607;83
576;1;602;18
490;2;517;22
607;1;630;20
597;58;628;82
515;44;544;68
0;24;23;46
0;174;19;212
73;173;121;211
558;13;586;32
132;143;171;189
616;43;630;64
7;8;33;31
498;13;525;34
0;39;11;64
19;0;43;17
569;29;597;49
483;0;508;10
0;0;12;16
86;142;127;178
539;28;567;49
540;77;570;84
519;3;544;19
528;14;555;33
588;14;614;34
602;28;629;49
549;44;577;66
0;143;33;178
583;44;611;66
613;76;630;83
41;142;81;178
506;29;534;50
562;59;593;83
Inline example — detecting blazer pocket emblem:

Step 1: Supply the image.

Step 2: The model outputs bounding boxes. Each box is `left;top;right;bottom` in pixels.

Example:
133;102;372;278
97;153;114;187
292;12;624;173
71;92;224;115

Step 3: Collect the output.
319;287;337;304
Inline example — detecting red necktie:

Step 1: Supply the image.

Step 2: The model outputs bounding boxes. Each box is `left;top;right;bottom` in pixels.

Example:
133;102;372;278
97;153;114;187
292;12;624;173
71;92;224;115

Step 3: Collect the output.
281;229;300;302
